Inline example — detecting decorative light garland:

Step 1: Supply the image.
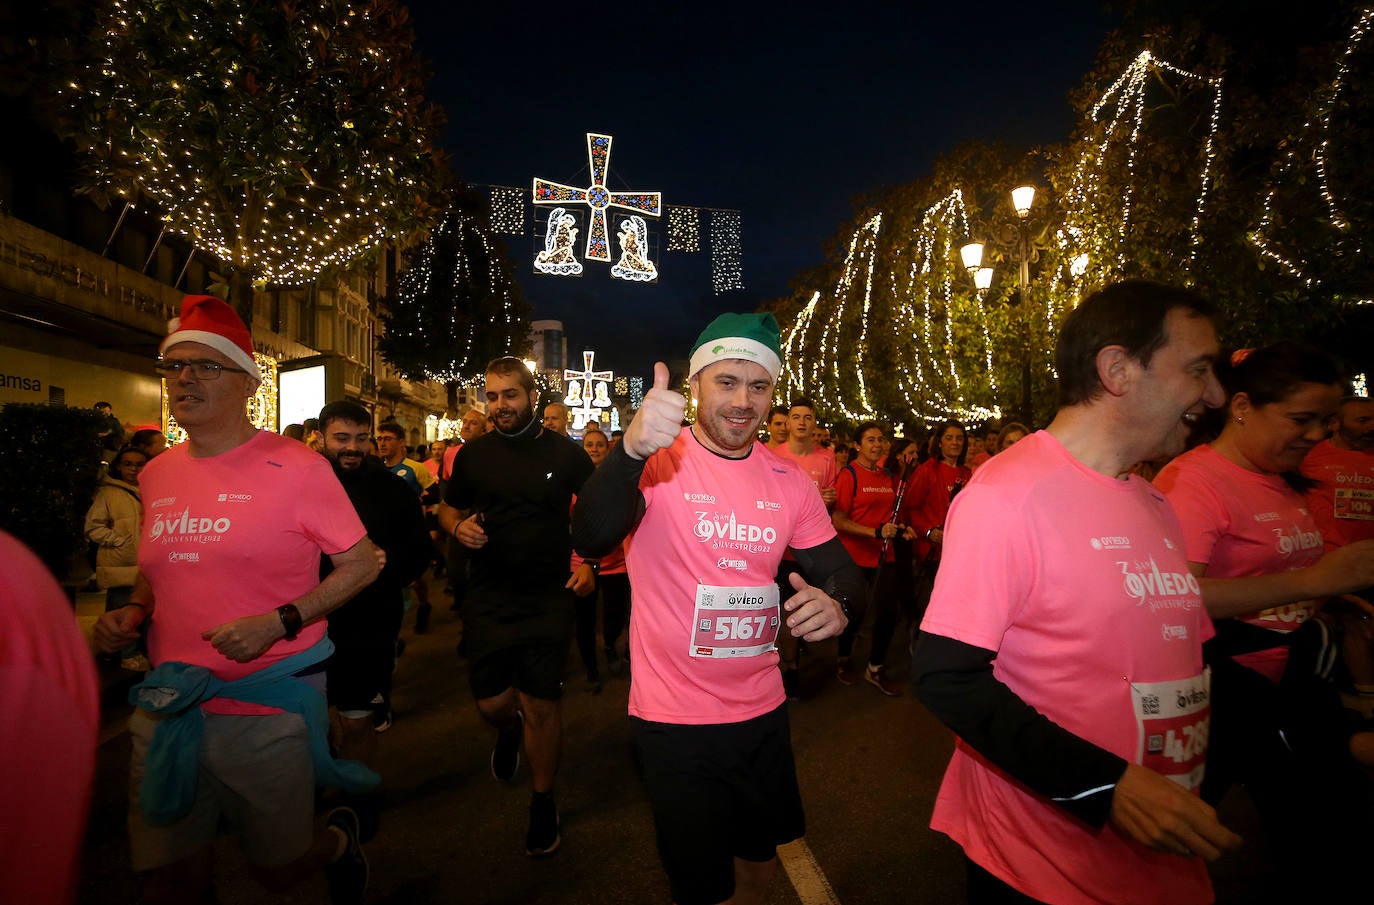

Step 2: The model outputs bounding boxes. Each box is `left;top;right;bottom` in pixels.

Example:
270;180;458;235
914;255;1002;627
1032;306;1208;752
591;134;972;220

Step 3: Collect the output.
386;210;520;383
489;186;526;236
1251;8;1372;288
666;206;701;252
1052;50;1223;313
710;210;744;293
780;195;1002;426
629;376;644;408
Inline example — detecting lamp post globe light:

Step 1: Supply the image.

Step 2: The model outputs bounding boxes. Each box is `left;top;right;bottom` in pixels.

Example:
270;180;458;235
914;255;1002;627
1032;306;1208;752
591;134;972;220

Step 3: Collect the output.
959;184;1070;426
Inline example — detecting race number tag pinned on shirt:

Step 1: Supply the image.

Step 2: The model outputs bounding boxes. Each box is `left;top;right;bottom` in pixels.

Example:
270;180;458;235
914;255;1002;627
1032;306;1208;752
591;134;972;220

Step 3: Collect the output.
1335;485;1374;522
690;584;780;658
1130;668;1210;792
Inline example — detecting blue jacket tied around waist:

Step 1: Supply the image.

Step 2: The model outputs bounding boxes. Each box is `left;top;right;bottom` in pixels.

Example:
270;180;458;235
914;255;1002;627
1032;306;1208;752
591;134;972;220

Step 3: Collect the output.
129;637;380;825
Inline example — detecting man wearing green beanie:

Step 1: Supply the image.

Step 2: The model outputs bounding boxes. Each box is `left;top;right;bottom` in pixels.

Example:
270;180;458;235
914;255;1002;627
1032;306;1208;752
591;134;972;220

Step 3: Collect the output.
572;312;863;905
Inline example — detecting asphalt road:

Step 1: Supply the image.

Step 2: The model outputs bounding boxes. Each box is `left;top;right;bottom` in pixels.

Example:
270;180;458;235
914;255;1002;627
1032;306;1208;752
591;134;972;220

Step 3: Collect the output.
78;575;1276;904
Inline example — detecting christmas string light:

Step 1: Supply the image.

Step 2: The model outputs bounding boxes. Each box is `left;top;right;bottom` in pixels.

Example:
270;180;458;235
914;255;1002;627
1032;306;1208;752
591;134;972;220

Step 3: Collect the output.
781;195;1002;426
666;206;701;252
59;0;444;286
710;210;744;293
489;185;526;235
1052;50;1223;312
629;376;644;408
1252;8;1372;286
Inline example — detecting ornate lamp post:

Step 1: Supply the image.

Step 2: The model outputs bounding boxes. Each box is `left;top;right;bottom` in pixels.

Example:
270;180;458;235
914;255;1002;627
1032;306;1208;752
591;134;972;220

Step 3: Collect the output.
959;185;1070;426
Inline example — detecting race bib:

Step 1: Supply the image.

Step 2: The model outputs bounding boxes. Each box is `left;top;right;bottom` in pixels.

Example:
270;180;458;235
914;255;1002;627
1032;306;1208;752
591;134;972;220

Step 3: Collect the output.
1335;485;1374;522
1130;668;1210;792
690;583;781;658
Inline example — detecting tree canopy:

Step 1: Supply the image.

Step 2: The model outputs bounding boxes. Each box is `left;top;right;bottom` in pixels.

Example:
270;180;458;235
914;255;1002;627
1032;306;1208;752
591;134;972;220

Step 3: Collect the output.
48;0;449;299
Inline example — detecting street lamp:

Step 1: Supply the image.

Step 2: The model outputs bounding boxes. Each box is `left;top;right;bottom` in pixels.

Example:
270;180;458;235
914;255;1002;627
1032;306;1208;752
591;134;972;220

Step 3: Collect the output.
960;184;1066;425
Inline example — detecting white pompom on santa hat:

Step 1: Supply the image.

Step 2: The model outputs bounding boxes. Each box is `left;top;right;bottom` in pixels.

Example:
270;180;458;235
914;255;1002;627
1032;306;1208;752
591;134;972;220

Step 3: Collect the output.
160;295;261;381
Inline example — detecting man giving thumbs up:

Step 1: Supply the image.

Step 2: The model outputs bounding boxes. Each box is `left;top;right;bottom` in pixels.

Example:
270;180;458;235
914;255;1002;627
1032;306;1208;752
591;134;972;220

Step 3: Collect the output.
572;312;862;905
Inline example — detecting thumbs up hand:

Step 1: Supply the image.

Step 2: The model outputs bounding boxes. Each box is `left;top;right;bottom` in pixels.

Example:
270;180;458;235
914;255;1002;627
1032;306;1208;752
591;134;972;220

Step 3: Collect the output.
623;362;687;460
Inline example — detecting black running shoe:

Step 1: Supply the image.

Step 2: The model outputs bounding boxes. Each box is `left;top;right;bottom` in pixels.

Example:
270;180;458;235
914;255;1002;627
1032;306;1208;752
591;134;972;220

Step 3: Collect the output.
325;807;369;905
525;793;561;857
491;711;524;782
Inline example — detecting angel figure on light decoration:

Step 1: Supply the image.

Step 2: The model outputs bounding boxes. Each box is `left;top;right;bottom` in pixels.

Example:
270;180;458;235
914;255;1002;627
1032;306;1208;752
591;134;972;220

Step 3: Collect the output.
592;380;611;408
534;207;584;276
565;379;583;407
611;215;658;282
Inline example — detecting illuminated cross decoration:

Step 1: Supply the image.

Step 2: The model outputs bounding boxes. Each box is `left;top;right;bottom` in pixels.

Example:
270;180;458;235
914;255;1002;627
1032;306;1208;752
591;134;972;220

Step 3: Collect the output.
534;133;661;262
564;350;614;430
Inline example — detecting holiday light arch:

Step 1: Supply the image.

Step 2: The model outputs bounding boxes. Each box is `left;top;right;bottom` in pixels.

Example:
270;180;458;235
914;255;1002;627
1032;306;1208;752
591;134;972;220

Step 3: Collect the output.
780;50;1225;426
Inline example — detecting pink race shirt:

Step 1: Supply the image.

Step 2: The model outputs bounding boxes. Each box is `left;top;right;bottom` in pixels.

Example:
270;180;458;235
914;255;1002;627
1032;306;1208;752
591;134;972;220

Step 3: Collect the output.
1301;439;1374;549
923;431;1215;905
138;431;366;713
833;463;898;568
1156;444;1324;682
0;532;99;905
626;428;836;724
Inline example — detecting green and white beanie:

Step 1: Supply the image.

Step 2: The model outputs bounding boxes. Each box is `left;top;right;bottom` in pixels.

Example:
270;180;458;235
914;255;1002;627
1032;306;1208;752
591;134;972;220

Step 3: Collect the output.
688;312;783;382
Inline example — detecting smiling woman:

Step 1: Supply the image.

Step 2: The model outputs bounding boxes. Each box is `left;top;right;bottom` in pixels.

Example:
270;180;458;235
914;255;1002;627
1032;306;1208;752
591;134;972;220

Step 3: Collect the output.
1153;339;1374;897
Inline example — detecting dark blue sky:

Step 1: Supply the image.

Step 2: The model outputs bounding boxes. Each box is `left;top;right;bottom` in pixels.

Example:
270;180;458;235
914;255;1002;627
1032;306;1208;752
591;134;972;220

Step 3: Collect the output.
406;1;1119;382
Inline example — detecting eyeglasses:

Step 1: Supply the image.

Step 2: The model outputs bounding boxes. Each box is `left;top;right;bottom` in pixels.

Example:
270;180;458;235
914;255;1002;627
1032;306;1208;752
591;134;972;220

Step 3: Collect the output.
154;359;248;380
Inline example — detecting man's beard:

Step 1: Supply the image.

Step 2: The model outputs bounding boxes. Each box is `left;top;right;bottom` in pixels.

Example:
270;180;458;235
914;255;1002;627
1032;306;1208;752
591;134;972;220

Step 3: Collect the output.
329;452;365;474
494;403;538;437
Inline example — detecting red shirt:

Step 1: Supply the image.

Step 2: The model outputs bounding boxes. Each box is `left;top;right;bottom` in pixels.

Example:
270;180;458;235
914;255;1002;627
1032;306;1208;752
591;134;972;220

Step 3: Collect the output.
903;458;972;562
833;463;899;567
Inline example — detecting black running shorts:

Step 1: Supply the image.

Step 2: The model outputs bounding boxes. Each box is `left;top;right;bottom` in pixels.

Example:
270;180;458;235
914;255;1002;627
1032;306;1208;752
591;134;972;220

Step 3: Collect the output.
631;705;806;905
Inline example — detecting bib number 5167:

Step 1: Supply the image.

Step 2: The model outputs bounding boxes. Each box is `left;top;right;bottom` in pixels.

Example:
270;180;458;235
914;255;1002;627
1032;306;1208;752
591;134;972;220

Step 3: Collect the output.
714;614;771;641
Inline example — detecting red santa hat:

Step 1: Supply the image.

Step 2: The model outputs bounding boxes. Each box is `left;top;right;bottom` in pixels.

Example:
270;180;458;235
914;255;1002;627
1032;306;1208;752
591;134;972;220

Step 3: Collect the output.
160;295;261;381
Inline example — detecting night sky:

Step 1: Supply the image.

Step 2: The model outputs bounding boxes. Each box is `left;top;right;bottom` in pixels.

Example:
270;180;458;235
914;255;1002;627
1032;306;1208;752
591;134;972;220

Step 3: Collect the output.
405;1;1119;384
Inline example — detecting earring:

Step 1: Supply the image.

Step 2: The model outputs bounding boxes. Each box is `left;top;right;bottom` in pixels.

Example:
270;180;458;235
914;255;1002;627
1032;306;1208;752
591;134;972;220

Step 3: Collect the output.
1234;417;1245;425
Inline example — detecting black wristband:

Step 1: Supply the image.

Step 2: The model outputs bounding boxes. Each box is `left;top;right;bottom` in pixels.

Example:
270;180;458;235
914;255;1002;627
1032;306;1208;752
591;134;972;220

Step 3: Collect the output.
277;604;303;641
873;525;882;539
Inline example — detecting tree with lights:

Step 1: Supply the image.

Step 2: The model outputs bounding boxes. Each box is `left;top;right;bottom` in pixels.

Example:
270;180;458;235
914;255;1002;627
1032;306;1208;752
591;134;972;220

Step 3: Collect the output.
48;0;448;317
378;193;530;396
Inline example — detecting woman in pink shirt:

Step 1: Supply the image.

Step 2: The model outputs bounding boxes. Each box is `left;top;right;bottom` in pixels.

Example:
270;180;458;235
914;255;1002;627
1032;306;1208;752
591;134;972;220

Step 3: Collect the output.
1155;341;1374;896
903;420;972;622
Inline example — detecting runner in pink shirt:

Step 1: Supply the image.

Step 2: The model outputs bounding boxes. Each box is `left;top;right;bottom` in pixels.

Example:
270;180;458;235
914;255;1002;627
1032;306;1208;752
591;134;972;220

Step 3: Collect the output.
771;396;839;699
93;295;380;905
1301;395;1374;717
1155;341;1374;898
916;282;1242;905
573;313;860;905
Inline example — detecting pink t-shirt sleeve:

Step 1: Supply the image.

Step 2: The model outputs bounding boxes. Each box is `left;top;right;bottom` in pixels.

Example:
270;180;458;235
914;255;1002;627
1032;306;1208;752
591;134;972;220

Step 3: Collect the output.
921;482;1034;652
1154;460;1226;566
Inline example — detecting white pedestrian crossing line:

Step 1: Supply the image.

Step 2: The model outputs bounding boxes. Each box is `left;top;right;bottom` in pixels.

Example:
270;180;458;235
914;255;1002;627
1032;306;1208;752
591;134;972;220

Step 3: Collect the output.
778;838;842;905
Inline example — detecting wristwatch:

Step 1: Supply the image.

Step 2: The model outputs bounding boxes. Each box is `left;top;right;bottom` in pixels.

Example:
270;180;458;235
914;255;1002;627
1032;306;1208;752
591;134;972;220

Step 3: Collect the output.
277;604;303;640
586;560;600;576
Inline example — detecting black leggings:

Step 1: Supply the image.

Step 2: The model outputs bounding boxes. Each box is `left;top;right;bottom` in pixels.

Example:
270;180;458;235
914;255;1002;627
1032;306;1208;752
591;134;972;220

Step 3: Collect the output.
575;572;631;679
836;564;900;668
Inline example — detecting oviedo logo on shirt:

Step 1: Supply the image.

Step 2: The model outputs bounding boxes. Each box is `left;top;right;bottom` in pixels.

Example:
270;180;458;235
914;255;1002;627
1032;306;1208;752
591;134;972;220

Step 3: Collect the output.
693;510;777;551
1273;524;1322;557
1336;472;1374;484
1119;556;1201;611
148;507;232;542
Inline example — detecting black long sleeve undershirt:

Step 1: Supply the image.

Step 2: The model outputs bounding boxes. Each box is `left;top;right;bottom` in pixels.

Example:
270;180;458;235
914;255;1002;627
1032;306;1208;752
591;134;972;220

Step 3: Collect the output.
914;630;1128;828
571;442;865;605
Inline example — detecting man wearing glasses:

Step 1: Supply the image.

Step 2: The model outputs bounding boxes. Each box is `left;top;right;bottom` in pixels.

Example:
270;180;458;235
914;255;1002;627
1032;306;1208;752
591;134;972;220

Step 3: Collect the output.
93;294;381;905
